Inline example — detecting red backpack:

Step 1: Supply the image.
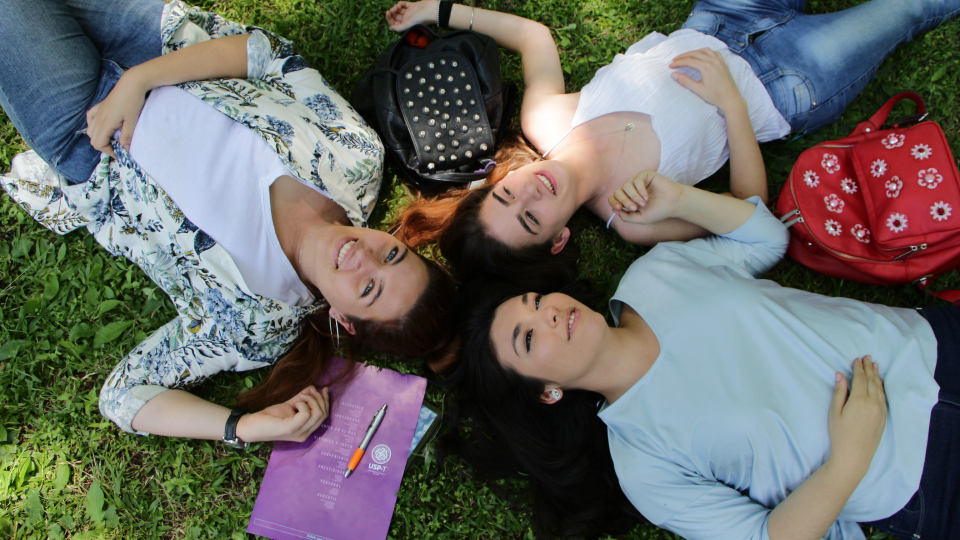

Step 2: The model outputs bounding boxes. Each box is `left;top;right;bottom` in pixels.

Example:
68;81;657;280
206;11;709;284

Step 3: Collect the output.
774;93;960;303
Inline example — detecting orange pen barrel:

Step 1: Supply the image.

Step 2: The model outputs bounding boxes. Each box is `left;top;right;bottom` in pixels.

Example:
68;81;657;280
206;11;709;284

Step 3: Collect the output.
347;448;365;471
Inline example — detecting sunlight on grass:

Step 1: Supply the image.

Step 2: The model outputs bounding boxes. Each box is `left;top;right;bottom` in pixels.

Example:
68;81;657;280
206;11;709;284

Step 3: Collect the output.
1;0;957;538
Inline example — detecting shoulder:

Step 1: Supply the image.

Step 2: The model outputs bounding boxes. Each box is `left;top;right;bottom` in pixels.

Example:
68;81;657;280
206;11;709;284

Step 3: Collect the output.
521;92;579;152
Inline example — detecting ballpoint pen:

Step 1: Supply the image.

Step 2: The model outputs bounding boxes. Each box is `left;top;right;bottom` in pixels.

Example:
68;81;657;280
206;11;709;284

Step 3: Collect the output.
344;403;387;478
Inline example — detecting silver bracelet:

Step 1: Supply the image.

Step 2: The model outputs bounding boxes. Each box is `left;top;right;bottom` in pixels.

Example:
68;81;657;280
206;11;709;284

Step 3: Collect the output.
469;7;475;30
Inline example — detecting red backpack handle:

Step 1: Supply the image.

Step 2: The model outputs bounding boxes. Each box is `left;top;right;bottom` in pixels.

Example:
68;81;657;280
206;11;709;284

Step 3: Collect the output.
850;92;926;137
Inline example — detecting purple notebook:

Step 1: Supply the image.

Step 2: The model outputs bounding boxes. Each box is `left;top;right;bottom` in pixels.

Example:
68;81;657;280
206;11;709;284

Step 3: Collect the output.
247;361;427;540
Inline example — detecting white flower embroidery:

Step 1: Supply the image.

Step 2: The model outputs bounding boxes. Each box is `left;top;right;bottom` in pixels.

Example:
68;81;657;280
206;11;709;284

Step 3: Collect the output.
851;224;871;243
821;153;840;174
825;219;842;236
885;176;903;198
870;159;888;178
918;168;943;189
886;213;908;233
931;201;952;222
803;170;820;187
840;178;858;194
882;133;905;149
911;144;933;160
824;194;845;214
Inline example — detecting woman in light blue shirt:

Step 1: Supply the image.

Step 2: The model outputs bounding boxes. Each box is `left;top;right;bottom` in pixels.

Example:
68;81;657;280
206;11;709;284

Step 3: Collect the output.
456;170;958;539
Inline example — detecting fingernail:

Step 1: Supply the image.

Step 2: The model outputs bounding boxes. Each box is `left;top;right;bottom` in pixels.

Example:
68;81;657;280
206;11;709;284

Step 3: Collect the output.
835;373;841;383
671;73;679;80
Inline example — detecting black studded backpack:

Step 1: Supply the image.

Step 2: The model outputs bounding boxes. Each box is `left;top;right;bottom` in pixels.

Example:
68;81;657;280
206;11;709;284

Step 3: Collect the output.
351;25;518;191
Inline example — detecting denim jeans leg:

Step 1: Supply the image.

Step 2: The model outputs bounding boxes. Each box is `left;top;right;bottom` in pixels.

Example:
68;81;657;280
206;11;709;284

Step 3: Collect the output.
0;0;103;183
0;0;163;184
748;0;960;133
865;306;960;539
65;0;166;69
684;0;960;134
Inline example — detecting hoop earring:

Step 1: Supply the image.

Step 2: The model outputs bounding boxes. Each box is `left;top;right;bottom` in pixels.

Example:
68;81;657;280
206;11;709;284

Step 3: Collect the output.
328;315;340;349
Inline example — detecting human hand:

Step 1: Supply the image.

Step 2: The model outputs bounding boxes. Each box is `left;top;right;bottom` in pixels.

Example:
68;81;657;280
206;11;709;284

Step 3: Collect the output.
386;1;437;32
669;48;745;112
85;70;150;159
827;356;887;475
608;170;685;225
236;386;330;443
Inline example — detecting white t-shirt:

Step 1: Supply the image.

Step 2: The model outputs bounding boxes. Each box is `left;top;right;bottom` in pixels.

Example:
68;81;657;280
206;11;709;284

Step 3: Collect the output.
130;86;313;306
601;200;939;540
548;29;791;185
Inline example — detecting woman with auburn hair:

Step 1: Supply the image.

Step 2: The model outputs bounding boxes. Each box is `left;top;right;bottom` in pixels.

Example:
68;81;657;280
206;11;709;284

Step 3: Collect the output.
455;169;958;540
386;0;959;288
0;0;456;447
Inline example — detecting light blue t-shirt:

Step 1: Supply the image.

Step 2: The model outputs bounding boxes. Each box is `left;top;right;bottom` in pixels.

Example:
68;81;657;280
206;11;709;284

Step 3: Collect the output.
600;199;939;540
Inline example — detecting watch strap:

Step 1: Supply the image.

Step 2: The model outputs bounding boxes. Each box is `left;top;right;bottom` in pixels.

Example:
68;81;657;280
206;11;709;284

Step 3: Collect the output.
223;407;248;448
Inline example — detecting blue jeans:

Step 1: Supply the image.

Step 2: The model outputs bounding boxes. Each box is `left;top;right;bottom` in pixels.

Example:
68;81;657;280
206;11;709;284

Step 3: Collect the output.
0;0;166;184
864;307;960;539
682;0;960;134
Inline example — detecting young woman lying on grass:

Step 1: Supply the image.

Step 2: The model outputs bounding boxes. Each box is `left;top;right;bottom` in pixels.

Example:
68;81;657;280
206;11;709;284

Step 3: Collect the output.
386;0;960;289
455;169;958;540
0;0;456;447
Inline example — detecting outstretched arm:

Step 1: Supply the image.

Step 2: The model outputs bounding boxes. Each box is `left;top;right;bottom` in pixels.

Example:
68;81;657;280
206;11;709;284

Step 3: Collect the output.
86;34;250;157
131;386;330;444
610;170;756;235
386;2;565;122
610;170;786;274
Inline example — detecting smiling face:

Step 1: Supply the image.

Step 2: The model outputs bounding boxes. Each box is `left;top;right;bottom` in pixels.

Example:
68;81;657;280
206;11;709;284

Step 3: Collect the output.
479;161;579;250
305;225;429;324
490;292;608;387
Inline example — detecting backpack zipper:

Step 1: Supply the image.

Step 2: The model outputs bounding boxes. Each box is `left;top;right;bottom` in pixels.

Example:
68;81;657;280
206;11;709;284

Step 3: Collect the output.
892;243;927;261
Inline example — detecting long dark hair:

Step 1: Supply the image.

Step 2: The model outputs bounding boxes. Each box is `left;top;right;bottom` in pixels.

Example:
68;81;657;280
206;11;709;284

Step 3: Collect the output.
443;279;642;537
236;257;458;411
395;132;579;291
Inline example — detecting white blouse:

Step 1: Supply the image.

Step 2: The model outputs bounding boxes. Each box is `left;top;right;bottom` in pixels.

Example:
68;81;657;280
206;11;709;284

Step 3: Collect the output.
547;29;791;184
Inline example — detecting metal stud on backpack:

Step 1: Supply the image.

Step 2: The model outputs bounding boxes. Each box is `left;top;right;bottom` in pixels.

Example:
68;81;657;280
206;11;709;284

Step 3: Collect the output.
397;52;496;175
351;25;518;191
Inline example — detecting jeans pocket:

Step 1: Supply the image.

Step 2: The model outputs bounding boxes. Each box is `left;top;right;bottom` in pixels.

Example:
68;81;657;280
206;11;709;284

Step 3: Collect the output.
758;68;816;133
869;488;924;540
682;11;722;37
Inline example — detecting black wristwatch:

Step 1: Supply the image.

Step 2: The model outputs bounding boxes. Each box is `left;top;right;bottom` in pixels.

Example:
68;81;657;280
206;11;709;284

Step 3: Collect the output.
222;407;249;449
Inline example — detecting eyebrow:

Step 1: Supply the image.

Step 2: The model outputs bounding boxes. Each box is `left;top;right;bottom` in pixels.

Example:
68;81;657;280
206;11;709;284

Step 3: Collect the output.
367;278;384;307
492;192;508;206
367;248;407;308
511;294;528;357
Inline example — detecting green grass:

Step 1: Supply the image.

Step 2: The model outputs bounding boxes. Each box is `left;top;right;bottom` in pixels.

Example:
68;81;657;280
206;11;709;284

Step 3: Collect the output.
1;1;959;539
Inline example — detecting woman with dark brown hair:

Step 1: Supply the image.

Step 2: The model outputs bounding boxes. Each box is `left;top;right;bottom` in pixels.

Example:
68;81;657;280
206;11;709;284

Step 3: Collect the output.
0;0;457;447
386;0;959;289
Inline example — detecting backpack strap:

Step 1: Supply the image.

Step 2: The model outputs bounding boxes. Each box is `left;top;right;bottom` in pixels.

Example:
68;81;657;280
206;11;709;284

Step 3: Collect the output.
850;92;926;137
916;275;960;305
